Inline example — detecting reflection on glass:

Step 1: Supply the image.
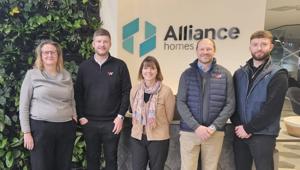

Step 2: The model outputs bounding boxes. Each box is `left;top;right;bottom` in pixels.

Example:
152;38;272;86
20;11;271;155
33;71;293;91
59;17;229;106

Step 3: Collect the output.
270;25;300;80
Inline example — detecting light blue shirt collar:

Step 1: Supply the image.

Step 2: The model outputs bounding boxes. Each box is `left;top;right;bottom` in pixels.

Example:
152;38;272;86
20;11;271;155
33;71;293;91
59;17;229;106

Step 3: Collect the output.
197;62;212;72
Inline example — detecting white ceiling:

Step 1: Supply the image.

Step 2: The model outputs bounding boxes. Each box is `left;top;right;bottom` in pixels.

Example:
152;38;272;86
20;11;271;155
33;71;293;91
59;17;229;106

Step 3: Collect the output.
266;0;300;30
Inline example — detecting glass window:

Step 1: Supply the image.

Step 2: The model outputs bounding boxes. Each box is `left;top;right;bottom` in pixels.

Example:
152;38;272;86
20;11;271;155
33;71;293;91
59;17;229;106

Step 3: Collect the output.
270;25;300;80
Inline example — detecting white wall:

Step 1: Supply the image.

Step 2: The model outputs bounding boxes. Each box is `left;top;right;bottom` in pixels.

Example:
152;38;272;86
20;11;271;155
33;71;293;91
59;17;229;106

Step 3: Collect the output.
100;0;118;55
101;0;267;92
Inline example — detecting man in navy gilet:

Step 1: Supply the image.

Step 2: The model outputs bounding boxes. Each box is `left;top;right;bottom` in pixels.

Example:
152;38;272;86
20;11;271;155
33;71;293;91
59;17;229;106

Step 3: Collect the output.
231;30;288;170
177;38;235;170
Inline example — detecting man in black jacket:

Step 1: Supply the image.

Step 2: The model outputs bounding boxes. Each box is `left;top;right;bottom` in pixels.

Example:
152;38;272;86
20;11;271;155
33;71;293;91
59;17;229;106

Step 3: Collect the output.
231;30;288;170
75;28;131;170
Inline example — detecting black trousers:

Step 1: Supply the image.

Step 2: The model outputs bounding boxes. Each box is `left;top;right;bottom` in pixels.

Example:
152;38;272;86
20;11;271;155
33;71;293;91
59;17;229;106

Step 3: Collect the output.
131;135;169;170
82;120;120;170
30;119;76;170
233;134;276;170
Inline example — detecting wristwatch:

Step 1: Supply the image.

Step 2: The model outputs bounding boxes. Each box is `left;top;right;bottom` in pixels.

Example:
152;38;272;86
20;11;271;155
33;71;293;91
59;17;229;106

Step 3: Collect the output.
208;124;216;131
117;114;124;120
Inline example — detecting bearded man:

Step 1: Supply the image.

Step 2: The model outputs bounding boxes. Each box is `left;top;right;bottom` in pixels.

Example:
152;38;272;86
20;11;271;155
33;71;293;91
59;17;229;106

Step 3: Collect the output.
231;30;288;170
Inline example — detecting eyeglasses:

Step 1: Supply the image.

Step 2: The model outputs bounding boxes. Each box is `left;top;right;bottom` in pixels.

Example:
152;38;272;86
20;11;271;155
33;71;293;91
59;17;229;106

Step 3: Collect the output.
41;51;57;55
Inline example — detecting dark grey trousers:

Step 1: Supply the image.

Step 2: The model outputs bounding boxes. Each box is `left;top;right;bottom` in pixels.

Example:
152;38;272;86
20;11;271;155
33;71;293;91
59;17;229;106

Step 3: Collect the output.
131;135;169;170
83;120;120;170
233;134;276;170
30;119;76;170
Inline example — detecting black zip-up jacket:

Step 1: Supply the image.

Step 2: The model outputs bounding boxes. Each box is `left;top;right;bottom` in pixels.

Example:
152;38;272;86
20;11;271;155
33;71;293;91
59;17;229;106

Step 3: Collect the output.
75;55;131;121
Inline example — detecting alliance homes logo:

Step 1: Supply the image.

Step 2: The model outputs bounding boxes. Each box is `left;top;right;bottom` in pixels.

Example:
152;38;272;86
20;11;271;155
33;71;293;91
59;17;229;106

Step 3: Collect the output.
122;18;156;57
122;18;241;54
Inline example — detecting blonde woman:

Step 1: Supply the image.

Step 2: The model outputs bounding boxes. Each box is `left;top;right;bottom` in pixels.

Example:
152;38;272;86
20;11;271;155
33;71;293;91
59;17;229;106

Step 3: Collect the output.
19;40;77;170
130;56;175;170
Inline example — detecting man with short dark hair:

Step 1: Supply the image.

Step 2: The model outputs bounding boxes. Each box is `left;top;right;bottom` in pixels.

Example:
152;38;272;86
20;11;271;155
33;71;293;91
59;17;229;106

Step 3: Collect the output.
177;38;235;170
75;28;131;170
231;30;288;170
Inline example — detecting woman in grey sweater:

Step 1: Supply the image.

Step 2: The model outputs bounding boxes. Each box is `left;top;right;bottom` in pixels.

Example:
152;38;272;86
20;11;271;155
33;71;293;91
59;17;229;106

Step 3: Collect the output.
19;40;77;170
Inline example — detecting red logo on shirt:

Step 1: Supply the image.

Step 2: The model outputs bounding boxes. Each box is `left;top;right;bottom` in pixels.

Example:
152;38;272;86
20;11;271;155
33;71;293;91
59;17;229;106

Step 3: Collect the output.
212;73;222;79
108;72;114;76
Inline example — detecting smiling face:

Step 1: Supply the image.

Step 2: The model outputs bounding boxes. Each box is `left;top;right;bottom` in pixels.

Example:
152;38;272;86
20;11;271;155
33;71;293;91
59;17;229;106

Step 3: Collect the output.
142;62;158;82
92;35;111;57
196;39;216;65
138;56;163;82
250;38;274;62
41;44;58;67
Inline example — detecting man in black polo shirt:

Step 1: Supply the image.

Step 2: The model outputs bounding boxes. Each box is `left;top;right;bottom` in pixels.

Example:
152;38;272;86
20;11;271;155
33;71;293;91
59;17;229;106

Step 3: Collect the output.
75;28;131;170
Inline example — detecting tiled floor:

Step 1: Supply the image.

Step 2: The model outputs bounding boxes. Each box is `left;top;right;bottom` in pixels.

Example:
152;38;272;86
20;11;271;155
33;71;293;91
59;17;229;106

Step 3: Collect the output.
277;142;300;170
278;99;300;170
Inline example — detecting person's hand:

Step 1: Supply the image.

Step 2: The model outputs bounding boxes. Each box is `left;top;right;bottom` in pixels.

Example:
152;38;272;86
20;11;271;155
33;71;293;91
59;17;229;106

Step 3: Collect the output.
79;117;88;125
24;132;34;150
235;125;251;139
195;125;212;141
72;115;78;123
112;116;123;135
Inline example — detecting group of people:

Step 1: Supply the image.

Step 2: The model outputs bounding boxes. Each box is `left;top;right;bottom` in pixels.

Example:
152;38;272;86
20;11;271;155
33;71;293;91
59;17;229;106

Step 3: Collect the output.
19;28;288;170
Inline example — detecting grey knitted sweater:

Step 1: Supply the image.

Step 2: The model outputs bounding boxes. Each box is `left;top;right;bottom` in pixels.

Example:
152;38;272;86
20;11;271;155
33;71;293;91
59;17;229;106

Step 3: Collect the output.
19;68;76;133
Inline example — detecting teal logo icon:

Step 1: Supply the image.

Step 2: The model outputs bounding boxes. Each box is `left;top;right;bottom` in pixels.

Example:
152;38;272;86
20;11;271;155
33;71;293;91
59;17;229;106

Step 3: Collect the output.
122;18;156;57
